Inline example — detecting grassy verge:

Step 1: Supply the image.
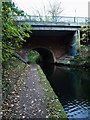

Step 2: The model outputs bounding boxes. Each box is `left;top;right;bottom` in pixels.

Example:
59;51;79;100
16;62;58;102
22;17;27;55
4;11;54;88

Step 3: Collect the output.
2;57;26;101
37;65;68;119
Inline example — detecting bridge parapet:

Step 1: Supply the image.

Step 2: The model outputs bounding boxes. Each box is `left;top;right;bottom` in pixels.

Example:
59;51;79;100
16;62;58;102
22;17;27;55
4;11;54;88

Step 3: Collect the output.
14;15;89;26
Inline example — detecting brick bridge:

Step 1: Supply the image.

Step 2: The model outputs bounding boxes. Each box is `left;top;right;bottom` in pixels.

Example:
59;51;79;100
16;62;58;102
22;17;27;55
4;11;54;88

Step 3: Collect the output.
15;16;88;63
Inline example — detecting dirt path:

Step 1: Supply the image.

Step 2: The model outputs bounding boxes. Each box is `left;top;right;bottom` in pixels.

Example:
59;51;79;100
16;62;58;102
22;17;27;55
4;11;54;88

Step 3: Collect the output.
2;64;48;119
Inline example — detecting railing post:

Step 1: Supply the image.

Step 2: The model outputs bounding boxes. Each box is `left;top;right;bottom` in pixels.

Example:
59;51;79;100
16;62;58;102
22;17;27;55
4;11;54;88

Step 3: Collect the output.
74;17;76;23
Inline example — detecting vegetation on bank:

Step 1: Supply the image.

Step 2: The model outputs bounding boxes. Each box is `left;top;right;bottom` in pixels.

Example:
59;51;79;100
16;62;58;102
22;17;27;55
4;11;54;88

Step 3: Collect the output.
2;2;32;100
2;57;26;101
70;46;90;68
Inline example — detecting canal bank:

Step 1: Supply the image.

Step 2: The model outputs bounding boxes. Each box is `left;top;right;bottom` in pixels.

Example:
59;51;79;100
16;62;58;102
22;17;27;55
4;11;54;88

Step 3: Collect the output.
56;46;90;69
37;65;67;118
40;63;90;119
2;63;67;119
56;55;90;69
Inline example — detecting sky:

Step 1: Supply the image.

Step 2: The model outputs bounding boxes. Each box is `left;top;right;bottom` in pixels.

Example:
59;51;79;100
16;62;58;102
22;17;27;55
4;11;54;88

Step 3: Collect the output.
13;0;89;17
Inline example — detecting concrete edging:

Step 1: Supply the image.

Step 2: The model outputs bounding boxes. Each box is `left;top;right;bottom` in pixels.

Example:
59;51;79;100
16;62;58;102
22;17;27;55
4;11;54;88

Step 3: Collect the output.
37;65;68;118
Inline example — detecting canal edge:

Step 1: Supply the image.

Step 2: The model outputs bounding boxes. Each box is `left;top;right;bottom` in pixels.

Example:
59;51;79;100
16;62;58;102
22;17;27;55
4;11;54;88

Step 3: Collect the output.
37;64;68;119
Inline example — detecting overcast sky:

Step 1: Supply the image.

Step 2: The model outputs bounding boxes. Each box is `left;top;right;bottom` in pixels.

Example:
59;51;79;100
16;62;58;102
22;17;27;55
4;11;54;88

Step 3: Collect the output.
13;0;89;17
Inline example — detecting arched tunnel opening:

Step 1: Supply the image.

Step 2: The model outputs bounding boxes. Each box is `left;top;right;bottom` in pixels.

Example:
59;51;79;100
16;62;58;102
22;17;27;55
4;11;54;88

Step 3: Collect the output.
31;48;54;64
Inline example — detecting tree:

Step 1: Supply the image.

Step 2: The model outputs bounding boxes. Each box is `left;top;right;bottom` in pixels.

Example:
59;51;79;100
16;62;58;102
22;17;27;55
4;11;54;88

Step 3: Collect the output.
2;2;32;62
48;1;63;21
33;1;63;22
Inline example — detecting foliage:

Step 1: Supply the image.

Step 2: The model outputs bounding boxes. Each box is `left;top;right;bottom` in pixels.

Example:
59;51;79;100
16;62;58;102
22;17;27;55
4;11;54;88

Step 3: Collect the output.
2;2;32;62
28;50;40;63
81;25;90;45
70;31;90;67
70;46;90;68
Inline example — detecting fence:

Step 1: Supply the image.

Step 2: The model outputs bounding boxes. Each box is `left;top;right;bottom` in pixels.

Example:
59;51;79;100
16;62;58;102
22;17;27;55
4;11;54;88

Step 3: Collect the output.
14;15;90;25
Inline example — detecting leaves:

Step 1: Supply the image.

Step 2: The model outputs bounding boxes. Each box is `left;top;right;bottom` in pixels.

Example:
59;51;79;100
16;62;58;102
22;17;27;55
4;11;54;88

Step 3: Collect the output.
2;2;32;62
81;25;90;45
27;50;40;63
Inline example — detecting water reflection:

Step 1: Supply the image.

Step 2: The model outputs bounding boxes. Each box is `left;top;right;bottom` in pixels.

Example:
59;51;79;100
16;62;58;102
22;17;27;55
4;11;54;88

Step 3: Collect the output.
40;63;90;118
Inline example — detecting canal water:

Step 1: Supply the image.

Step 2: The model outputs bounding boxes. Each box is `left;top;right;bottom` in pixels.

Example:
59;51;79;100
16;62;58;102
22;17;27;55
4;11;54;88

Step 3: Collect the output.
40;63;90;119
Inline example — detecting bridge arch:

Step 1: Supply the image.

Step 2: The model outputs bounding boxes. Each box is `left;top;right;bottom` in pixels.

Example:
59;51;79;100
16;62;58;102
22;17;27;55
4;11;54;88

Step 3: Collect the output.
32;47;55;63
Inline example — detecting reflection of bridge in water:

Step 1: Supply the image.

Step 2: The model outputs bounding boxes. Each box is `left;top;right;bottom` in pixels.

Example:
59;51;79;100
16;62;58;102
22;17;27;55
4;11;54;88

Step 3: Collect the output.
15;16;89;63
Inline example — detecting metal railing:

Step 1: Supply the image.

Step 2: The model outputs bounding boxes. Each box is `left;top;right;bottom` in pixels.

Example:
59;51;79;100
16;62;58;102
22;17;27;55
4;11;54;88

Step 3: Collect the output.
14;15;90;24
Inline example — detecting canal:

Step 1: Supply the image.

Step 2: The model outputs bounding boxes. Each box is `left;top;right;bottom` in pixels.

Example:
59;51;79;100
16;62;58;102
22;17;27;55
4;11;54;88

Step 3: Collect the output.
40;63;90;119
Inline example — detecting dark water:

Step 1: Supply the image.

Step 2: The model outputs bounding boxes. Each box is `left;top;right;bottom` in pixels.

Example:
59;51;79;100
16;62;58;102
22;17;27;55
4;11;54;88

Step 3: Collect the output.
40;63;90;119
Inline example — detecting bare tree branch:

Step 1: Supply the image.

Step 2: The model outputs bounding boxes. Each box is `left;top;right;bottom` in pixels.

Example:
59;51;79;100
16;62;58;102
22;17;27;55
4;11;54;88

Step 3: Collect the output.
32;1;63;22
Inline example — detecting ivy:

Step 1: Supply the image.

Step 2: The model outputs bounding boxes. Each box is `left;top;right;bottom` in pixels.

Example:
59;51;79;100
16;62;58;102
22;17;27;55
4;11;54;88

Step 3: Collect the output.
2;2;32;62
81;25;90;45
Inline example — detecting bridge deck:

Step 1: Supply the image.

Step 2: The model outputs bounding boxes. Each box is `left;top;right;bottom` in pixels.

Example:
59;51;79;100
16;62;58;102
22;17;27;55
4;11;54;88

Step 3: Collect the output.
15;21;82;31
15;16;89;31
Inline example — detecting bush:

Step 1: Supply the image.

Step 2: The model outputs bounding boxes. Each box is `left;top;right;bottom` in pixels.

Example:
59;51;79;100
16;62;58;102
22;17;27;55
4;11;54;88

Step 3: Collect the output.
28;50;40;63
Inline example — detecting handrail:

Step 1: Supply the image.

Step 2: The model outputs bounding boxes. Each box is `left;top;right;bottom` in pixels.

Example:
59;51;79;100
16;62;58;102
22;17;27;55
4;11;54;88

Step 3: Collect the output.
14;15;90;24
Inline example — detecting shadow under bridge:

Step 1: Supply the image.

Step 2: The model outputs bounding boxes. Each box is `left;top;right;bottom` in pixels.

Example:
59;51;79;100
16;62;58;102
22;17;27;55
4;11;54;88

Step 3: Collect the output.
33;48;54;63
